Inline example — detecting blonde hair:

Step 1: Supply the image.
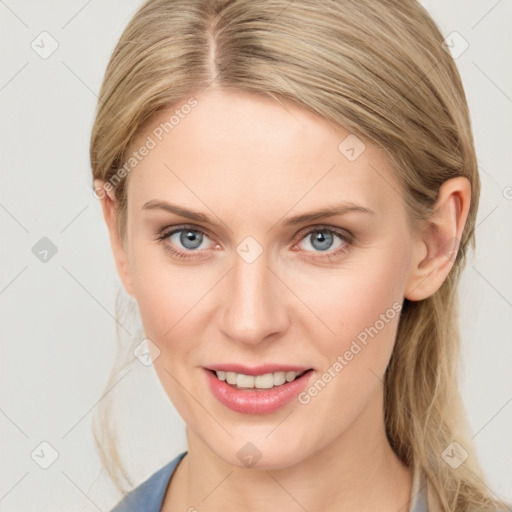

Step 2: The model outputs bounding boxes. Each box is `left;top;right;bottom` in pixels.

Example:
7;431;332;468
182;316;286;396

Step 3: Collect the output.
90;0;508;509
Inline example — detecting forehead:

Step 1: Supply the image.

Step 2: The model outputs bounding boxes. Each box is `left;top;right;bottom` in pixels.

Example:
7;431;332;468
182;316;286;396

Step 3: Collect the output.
127;89;401;219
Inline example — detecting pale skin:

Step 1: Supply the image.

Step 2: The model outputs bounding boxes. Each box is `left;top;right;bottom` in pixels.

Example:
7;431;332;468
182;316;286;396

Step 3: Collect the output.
95;88;471;511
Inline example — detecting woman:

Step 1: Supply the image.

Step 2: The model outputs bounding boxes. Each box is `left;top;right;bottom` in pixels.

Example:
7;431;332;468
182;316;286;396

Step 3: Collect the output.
90;0;509;510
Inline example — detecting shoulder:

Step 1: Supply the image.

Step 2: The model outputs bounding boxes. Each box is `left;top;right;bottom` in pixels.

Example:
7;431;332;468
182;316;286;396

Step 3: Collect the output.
110;451;187;512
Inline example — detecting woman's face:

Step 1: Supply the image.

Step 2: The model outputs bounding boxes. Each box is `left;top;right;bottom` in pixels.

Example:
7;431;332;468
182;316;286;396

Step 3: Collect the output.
118;88;420;469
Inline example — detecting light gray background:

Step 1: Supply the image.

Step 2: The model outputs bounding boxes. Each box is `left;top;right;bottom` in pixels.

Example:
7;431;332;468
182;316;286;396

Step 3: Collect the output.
1;1;511;510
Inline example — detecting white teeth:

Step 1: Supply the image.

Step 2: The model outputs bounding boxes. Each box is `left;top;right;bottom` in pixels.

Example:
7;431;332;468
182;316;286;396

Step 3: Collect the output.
237;373;257;388
215;370;306;389
285;371;297;382
273;372;286;386
226;372;237;385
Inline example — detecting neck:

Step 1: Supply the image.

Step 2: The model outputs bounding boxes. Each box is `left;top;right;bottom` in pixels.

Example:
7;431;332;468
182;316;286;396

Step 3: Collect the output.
163;386;413;512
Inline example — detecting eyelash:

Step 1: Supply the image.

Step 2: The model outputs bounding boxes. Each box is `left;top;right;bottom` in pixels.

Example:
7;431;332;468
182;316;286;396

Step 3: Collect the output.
156;224;354;262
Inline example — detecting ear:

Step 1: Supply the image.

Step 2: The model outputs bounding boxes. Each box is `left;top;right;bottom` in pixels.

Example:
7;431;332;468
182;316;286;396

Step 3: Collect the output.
405;176;471;301
93;179;135;297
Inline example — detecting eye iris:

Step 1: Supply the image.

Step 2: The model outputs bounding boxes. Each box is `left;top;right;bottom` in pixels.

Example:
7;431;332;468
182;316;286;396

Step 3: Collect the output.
311;231;333;251
180;229;202;250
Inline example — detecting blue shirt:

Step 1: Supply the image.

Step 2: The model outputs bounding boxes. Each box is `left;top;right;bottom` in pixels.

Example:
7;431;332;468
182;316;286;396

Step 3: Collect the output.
110;451;429;511
110;451;187;512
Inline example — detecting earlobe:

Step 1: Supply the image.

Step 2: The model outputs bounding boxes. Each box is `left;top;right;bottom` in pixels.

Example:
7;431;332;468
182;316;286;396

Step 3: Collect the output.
405;177;471;301
93;179;135;297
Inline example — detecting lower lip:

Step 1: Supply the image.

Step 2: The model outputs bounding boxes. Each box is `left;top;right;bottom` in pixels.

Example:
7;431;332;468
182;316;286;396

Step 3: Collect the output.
204;368;314;415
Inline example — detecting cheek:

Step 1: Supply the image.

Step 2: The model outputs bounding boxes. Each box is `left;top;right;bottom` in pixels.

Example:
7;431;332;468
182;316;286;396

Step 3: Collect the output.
289;266;404;438
129;248;205;344
288;247;408;406
129;255;207;403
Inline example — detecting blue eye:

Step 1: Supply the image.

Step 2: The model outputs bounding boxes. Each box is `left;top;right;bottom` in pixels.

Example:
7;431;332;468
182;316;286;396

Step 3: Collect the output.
157;226;215;259
170;228;207;250
157;224;353;262
295;227;353;262
300;229;343;252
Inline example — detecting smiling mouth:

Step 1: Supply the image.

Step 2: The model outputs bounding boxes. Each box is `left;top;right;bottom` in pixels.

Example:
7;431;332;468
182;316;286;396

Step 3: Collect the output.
209;369;312;391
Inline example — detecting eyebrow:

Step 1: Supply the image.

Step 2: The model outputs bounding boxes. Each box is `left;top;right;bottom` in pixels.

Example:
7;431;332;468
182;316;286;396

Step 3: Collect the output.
142;199;375;227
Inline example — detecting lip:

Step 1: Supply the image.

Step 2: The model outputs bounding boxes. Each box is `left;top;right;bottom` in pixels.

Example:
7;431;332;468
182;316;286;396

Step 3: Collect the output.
204;367;315;415
204;363;313;376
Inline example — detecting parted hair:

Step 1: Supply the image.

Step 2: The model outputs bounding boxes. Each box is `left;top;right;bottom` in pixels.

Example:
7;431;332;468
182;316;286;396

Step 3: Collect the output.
90;1;508;509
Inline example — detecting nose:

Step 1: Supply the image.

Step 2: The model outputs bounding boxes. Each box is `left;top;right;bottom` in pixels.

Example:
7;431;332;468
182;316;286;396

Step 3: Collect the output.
218;249;290;346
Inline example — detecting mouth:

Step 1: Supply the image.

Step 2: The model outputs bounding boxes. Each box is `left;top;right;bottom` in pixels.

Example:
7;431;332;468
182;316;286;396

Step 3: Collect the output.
204;366;315;414
207;368;312;391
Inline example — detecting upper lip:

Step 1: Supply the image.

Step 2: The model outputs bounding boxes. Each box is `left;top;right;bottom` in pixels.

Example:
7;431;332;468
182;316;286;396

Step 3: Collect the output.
204;364;313;376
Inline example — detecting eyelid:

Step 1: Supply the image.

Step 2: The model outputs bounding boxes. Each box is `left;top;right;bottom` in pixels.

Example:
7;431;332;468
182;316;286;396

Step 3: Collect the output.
158;223;353;244
157;223;218;247
292;224;354;244
157;223;354;260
